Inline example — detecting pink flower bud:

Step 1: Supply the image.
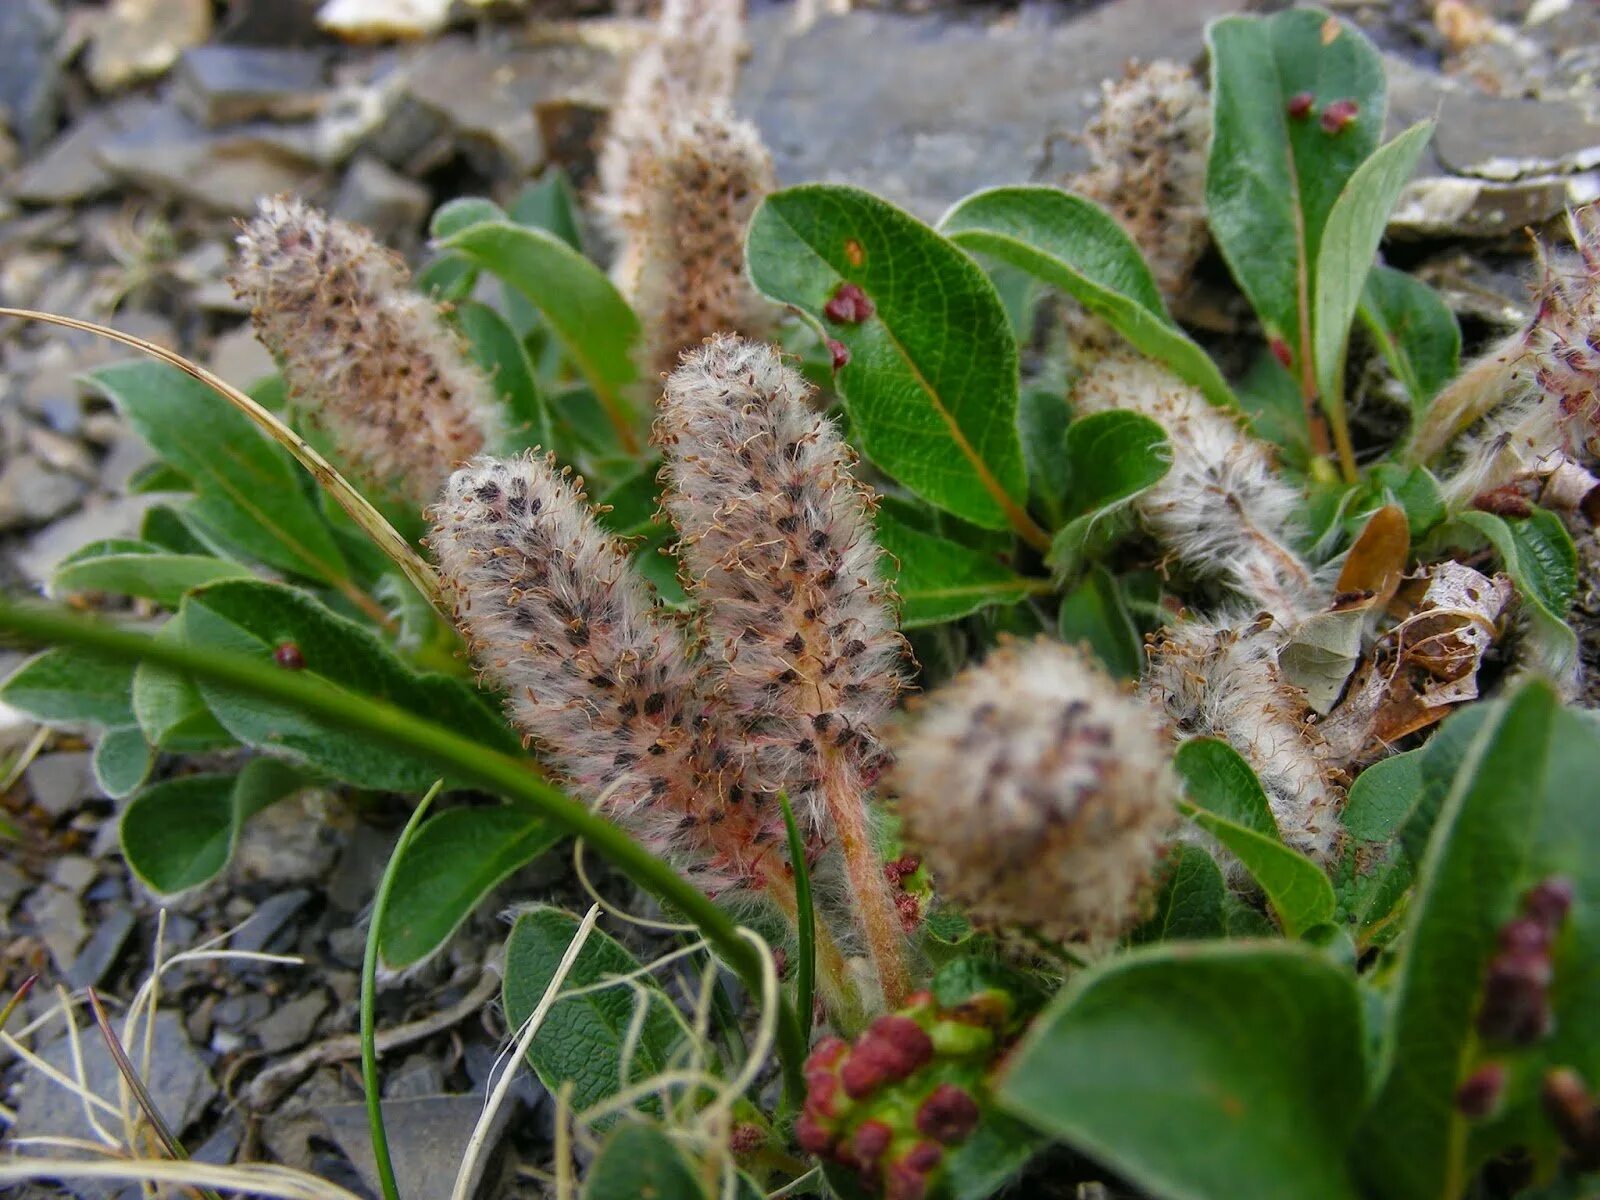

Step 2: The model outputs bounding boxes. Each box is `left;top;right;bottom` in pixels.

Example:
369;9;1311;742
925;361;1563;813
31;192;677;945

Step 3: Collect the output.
1287;91;1315;119
852;1118;895;1168
1524;877;1574;933
824;282;875;324
916;1082;981;1144
1455;1063;1506;1119
1320;98;1359;134
828;337;851;370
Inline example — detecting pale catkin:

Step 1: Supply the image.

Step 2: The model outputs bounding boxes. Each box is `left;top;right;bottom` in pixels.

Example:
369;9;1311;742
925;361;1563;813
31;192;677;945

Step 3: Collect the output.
428;452;783;897
1427;205;1600;504
1144;614;1343;863
888;637;1181;944
230;196;503;509
656;336;905;831
1072;59;1211;300
1074;352;1316;624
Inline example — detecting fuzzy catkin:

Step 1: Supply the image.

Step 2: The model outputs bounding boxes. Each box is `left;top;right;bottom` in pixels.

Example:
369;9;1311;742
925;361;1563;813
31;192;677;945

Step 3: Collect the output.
1072;60;1211;300
888;638;1181;944
655;335;905;832
1435;206;1600;506
428;452;783;896
1074;352;1316;625
231;196;502;509
1144;614;1343;863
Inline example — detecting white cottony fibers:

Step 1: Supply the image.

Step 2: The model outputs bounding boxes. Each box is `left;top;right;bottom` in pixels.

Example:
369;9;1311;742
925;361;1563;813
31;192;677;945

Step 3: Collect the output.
1073;60;1211;300
656;336;905;831
888;638;1181;944
429;452;783;896
231;196;502;509
614;110;775;379
1430;205;1600;504
1145;614;1343;863
1074;352;1316;624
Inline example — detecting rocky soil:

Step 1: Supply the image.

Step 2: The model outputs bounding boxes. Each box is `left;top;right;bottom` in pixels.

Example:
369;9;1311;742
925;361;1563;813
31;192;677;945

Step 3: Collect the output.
1;0;1597;1196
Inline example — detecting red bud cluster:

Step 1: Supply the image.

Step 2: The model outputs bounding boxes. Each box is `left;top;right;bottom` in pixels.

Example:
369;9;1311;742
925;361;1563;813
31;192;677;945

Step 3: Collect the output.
1476;877;1571;1045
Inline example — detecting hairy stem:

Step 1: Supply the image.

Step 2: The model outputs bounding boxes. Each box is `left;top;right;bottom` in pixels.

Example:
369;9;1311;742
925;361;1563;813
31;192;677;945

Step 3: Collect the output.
824;759;911;1010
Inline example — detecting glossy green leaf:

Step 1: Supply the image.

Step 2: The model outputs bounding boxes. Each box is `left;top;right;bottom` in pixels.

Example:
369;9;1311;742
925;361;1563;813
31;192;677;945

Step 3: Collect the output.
1174;737;1280;837
502;905;686;1114
378;805;563;969
454;298;551;452
876;509;1042;628
86;361;350;586
999;942;1366;1200
1333;748;1422;945
52;539;252;608
139;505;211;556
440;221;639;427
430;196;505;238
1206;8;1387;359
0;647;135;728
92;726;152;799
1313;120;1435;414
1017;386;1073;527
180;579;518;790
1047;411;1170;579
119;758;312;894
747;185;1030;532
583;1122;705;1200
509;170;584;251
1057;567;1143;680
1183;806;1336;938
1356;682;1558;1200
1132;843;1228;944
1359;265;1460;414
1459;508;1579;676
941;186;1234;408
130;612;235;752
1370;462;1446;538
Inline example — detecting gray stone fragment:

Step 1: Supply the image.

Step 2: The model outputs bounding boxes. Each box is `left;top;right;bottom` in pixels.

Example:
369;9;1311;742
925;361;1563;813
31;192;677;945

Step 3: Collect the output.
10;1011;216;1149
192;1113;244;1166
321;1093;510;1200
229;886;313;954
25;751;97;819
383;1053;445;1100
737;0;1236;222
0;0;64;152
65;906;136;990
16;494;166;584
0;859;30;910
0;457;90;532
50;855;98;896
207;323;278;390
85;0;213;93
332;153;432;247
173;45;328;127
20;883;86;970
213;991;272;1031
255;989;330;1054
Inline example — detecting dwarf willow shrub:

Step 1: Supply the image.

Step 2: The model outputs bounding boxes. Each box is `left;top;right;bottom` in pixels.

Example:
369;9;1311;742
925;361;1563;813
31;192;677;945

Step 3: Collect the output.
5;4;1600;1199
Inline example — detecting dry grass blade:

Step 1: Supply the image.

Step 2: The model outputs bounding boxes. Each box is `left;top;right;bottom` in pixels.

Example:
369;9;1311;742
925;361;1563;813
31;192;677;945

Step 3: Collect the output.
0;306;448;620
0;975;37;1033
85;988;223;1200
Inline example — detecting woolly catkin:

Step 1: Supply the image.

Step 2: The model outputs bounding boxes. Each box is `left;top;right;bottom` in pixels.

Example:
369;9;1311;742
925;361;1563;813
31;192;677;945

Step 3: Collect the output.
656;336;905;830
1073;60;1211;300
1074;352;1316;625
231;196;502;509
889;638;1180;944
429;452;783;896
1144;614;1343;863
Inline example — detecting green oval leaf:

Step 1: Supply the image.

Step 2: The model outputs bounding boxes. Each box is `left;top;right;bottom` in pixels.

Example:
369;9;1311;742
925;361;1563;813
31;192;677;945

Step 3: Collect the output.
1131;843;1228;945
1047;411;1171;580
1359;265;1460;415
0;647;135;728
1206;8;1387;357
86;361;350;586
941;186;1234;408
876;509;1043;628
52;539;252;608
1057;567;1144;680
583;1122;706;1200
999;941;1366;1200
502;905;686;1115
453;298;550;454
1459;508;1578;676
180;578;518;790
93;725;152;800
1312;120;1435;414
1174;737;1280;837
746;184;1031;534
378;806;563;969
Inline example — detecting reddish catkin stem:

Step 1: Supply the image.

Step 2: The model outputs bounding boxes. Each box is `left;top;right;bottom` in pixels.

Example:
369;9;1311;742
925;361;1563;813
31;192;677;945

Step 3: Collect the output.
656;336;911;1007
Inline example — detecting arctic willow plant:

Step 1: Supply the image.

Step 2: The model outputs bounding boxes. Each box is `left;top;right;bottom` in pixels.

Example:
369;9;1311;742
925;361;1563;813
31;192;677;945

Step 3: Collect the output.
4;4;1600;1200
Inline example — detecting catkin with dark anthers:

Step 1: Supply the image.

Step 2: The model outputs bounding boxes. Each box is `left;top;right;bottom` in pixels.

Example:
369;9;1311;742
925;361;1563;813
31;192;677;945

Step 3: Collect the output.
427;452;784;898
656;335;911;1003
1072;60;1211;301
230;197;503;510
888;638;1181;944
1073;351;1317;625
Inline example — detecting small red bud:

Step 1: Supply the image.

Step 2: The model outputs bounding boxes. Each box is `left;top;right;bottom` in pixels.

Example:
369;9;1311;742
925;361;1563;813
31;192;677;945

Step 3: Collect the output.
795;1110;834;1156
1523;877;1574;933
901;1140;943;1172
1269;336;1294;370
1472;485;1534;519
805;1035;848;1076
852;1118;895;1168
729;1123;764;1155
827;338;851;370
1542;1068;1600;1170
868;1014;935;1074
824;283;875;324
1478;943;1553;1045
1287;91;1315;119
1320;98;1359;134
884;1162;929;1200
274;642;305;669
1456;1063;1506;1119
916;1082;981;1143
896;890;923;931
1498;917;1551;956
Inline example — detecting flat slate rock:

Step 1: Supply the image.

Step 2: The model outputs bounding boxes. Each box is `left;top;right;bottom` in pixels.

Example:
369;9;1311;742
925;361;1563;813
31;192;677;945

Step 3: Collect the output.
321;1092;512;1200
